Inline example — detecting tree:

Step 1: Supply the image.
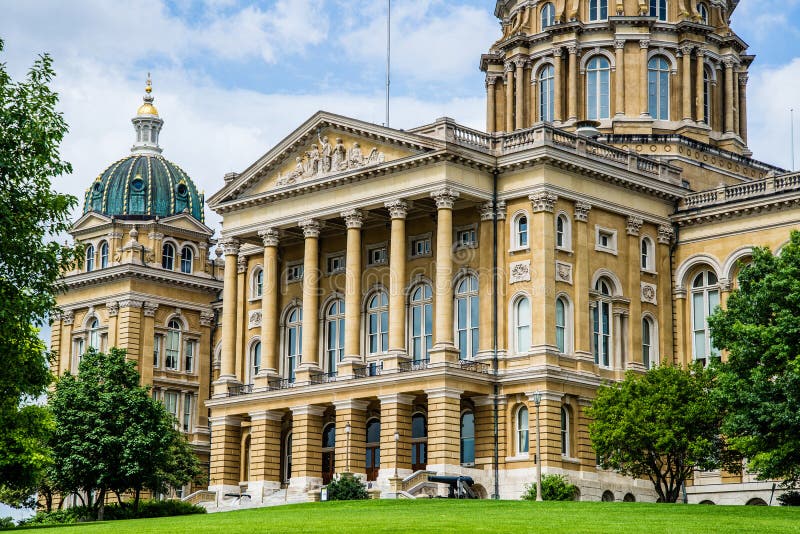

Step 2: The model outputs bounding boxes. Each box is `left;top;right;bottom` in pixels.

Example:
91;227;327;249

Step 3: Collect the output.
0;37;81;504
586;364;740;503
709;230;800;488
50;348;202;519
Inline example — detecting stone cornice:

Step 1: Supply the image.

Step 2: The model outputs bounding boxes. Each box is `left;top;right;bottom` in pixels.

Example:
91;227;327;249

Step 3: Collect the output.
61;263;224;293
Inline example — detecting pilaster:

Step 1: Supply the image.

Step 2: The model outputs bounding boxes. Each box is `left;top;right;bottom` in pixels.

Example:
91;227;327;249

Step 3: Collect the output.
378;394;415;476
140;301;157;386
426;388;463;471
529;192;558;352
334;399;368;475
289;405;326;491
625;217;643;369
116;299;143;362
573;202;593;365
209;415;243;488
248;410;283;485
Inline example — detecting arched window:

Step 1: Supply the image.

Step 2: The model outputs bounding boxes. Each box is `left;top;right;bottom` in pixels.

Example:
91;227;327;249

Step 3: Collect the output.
513;213;529;249
85;244;95;272
99;242;109;269
641;237;655;271
593;278;612;368
561;406;570;456
538;65;555;122
589;0;608;21
556;213;571;249
365;418;381;481
642;316;657;369
541;2;555;29
514;296;531;354
325;299;345;373
367;291;389;355
586;57;611;120
516;405;529;455
555;296;571;353
249;341;261;383
285;307;302;381
455;275;479;360
180;246;193;274
460;411;475;465
691;270;720;363
697;2;708;24
162;243;175;270
321;423;336;485
87;318;101;351
252;268;264;298
411;413;428;471
648;56;670;120
703;67;712;125
649;0;667;21
410;284;433;362
166;319;181;370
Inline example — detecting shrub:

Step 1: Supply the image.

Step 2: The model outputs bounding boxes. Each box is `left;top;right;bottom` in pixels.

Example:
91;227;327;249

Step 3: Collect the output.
19;499;205;525
326;473;369;501
522;474;578;501
778;491;800;506
0;517;14;529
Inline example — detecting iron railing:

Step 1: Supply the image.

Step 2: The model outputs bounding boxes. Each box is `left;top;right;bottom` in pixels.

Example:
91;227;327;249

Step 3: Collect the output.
398;358;431;372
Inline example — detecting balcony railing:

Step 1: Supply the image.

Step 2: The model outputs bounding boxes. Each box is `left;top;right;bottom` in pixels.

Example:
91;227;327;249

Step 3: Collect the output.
310;371;338;385
267;377;295;390
458;359;491;374
398;358;431;373
354;361;384;379
680;172;800;210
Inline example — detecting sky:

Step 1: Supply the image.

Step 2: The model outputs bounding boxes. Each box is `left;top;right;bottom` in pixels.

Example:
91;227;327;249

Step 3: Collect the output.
2;0;800;233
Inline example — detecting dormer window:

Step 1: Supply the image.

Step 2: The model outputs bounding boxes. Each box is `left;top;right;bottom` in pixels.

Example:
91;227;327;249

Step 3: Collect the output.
162;243;175;270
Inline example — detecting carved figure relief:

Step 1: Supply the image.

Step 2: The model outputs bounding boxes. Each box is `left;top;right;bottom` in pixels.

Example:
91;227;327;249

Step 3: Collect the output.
248;310;262;330
510;260;531;284
641;282;657;305
556;261;573;284
277;136;385;186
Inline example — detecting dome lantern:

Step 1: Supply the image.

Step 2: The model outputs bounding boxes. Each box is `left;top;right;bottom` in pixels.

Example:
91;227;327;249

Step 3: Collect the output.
131;73;164;155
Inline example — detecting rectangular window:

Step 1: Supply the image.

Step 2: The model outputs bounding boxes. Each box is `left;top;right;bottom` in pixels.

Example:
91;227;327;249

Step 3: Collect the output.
367;245;387;266
183;393;192;432
595;227;617;253
184;339;196;373
411;237;431;258
327;255;345;274
456;228;477;248
164;391;179;419
74;338;85;365
165;331;180;370
287;263;304;282
153;335;162;367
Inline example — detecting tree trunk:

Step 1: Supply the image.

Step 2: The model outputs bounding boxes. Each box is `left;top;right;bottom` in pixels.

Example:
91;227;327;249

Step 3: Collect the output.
96;488;106;521
133;488;141;516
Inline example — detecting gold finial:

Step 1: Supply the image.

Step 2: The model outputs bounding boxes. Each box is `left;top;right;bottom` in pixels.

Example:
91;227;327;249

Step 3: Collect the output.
145;72;152;94
137;72;159;116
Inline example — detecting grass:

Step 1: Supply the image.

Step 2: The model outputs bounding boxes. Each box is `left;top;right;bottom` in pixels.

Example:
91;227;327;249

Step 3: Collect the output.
18;499;800;534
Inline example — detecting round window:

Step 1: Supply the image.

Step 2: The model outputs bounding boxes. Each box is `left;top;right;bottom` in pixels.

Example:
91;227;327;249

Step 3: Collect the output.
176;183;188;196
131;177;145;192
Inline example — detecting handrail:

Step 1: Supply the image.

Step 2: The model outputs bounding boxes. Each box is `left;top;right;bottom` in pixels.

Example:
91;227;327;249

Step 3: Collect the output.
681;172;800;210
398;358;431;372
310;371;338;385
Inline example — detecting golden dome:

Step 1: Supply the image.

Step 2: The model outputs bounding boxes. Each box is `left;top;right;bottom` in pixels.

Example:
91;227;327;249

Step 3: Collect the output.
137;102;159;116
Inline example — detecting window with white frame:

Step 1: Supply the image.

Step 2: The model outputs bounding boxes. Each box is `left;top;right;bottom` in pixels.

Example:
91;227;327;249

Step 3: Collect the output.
100;242;109;269
513;213;529;249
325;299;345;372
163;391;179;420
327;254;345;274
595;226;617;253
642;316;657;369
162;243;175;270
561;406;570;455
556;213;571;250
153;334;162;367
593;279;613;367
516;405;529;455
586;56;611;120
184;338;196;373
74;337;85;365
249;340;262;382
85;244;95;272
87;318;102;351
589;0;608;21
285;307;302;381
691;270;720;364
367;244;388;266
180;246;193;274
286;262;304;283
410;284;433;362
182;393;193;432
514;296;531;354
697;2;708;24
539;65;555;122
410;236;432;258
252;267;264;298
703;67;712;125
649;0;667;20
460;410;475;465
555;296;570;353
456;227;477;248
541;2;555;29
455;275;479;360
367;291;389;355
648;56;670;120
641;236;655;271
165;319;181;370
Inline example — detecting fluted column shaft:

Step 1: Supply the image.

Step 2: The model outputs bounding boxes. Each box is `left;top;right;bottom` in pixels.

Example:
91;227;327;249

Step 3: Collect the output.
478;203;494;355
695;50;705;122
515;62;525;130
724;60;735;133
739;74;748;143
386;201;408;355
733;69;740;136
681;47;693;121
299;220;321;369
640;40;650;116
220;239;240;380
342;210;364;361
553;48;563;122
432;189;459;347
505;65;515;132
486;77;497;132
568;47;578;121
614;41;625;116
259;228;280;375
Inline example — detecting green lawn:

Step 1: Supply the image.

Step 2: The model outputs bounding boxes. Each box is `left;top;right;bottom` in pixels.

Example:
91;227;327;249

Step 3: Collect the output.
18;500;800;533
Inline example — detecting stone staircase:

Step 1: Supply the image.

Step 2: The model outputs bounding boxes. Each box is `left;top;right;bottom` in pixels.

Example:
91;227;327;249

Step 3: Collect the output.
393;470;440;499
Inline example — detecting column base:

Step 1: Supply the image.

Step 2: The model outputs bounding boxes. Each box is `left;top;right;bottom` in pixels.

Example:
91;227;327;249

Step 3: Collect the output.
294;365;321;384
212;375;241;398
429;345;460;365
288;476;323;494
244;480;282;504
625;361;647;373
208;484;242;506
381;351;410;371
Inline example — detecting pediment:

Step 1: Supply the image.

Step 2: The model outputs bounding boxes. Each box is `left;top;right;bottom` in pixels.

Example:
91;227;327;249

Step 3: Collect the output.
159;212;214;235
70;211;113;233
209;111;441;208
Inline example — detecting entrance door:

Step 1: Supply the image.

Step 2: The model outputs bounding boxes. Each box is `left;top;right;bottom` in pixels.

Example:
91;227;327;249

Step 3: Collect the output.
321;424;335;485
411;413;427;471
365;418;380;481
282;432;293;484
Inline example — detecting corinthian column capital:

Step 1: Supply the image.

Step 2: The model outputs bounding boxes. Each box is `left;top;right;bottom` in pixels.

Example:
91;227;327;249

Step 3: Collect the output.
341;209;365;229
220;238;240;256
258;228;280;247
431;187;460;209
298;219;321;238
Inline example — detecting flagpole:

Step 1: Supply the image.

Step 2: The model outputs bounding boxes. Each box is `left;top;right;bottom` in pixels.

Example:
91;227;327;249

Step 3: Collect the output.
386;0;391;127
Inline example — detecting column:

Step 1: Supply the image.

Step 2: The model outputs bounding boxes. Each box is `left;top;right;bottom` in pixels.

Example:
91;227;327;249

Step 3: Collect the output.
50;315;62;376
573;202;592;362
473;395;507;469
530;69;538;126
141;301;157;386
59;311;74;374
235;254;247;380
334;400;368;476
289;405;325;490
209;415;243;492
105;300;119;349
515;61;525;130
477;202;494;356
613;308;627;369
733;69;740;137
739;74;748;143
496;202;507;353
681;46;693;121
567;45;578;121
486;76;497;132
298;219;321;371
379;394;415;478
695;49;705;122
527;392;562;465
426;387;463;472
553;48;563;123
529;192;558;351
386;200;408;357
342;210;364;362
217;238;240;385
625;217;644;370
614;40;625;117
505;62;515;132
576;398;594;464
431;188;459;351
724;58;735;134
640;40;650;116
247;410;283;497
258;228;280;375
657;225;674;364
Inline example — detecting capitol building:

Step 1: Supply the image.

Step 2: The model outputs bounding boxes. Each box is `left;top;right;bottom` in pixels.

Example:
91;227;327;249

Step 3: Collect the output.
53;0;797;506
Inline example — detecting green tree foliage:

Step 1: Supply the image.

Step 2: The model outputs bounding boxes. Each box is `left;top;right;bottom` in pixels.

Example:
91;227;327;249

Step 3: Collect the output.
326;473;369;501
50;348;203;519
709;231;800;488
521;474;577;501
587;364;740;503
0;37;81;505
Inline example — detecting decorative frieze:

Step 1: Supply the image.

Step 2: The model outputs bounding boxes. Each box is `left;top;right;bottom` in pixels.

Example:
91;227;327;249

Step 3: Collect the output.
641;282;658;305
555;261;573;284
510;260;531;284
530;192;557;213
118;299;143;309
276;135;385;187
248;310;262;330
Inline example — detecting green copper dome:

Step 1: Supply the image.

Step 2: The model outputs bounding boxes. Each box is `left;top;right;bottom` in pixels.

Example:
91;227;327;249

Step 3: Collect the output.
83;154;204;222
82;75;205;223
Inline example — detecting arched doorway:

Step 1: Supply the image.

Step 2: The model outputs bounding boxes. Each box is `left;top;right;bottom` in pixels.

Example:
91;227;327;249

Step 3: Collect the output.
411;412;427;472
321;423;335;485
365;418;380;481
